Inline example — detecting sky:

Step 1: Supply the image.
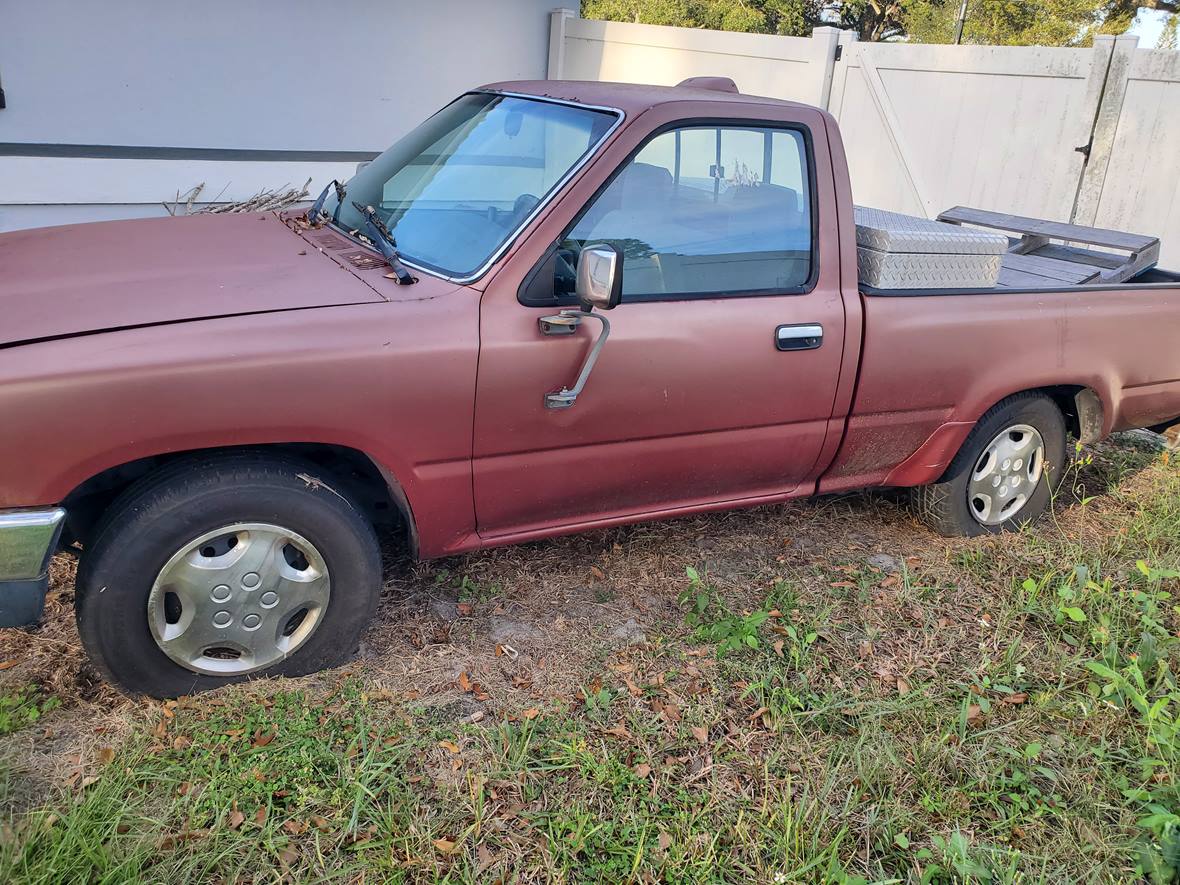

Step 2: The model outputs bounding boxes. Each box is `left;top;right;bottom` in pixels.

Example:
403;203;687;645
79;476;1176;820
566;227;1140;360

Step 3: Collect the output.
1129;8;1173;47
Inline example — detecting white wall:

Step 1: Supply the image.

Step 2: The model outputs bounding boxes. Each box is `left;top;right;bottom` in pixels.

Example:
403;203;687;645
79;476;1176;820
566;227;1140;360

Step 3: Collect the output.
0;0;556;230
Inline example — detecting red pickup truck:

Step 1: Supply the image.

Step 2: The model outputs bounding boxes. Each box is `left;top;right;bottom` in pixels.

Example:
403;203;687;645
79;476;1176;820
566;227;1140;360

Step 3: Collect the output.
2;80;1178;697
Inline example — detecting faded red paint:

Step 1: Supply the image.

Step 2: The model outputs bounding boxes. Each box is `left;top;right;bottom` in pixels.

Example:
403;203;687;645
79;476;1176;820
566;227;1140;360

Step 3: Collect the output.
1;80;1178;558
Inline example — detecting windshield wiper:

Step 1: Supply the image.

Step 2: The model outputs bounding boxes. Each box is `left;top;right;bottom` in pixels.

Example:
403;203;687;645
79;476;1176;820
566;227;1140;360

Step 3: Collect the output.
351;201;416;285
306;179;346;225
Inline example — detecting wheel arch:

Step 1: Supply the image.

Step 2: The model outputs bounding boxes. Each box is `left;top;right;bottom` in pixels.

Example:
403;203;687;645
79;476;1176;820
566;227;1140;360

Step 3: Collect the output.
886;384;1104;488
60;443;419;557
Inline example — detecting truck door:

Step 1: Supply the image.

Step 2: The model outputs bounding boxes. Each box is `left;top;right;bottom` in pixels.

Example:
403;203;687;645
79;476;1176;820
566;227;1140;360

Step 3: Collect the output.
473;113;847;540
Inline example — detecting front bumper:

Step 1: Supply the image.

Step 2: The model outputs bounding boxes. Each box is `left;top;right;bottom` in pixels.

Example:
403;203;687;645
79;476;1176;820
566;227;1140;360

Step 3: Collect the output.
0;508;66;626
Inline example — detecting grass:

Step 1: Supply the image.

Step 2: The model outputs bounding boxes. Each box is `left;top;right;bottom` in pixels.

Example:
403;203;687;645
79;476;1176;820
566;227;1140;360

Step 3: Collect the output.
0;434;1178;882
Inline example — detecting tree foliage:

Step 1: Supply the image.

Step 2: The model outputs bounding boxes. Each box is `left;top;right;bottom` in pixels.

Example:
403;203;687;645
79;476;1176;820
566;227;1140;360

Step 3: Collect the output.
580;0;823;36
581;0;1180;44
903;0;1104;46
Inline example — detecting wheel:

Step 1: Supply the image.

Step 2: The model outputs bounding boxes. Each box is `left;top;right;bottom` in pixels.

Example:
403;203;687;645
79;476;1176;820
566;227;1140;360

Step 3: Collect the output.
915;393;1067;537
75;453;381;697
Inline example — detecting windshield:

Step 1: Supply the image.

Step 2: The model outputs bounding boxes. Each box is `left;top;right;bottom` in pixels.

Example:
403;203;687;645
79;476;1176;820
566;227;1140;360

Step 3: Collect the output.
332;93;619;280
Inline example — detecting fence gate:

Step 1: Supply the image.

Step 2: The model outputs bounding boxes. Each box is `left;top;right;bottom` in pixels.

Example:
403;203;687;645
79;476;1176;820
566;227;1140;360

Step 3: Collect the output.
827;37;1118;223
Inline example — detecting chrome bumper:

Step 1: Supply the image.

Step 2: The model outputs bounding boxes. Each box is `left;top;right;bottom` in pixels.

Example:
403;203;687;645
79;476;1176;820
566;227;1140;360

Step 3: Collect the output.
0;508;66;626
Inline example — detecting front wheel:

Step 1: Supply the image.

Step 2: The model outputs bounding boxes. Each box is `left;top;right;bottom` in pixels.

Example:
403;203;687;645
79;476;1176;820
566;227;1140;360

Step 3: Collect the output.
76;454;382;697
915;393;1067;537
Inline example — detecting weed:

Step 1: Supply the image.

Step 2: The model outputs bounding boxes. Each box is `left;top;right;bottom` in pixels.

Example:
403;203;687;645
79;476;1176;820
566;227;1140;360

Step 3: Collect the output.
0;686;59;737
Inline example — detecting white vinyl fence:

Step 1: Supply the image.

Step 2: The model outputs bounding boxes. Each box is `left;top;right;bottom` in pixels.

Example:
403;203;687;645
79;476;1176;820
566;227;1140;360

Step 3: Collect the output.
551;11;1180;267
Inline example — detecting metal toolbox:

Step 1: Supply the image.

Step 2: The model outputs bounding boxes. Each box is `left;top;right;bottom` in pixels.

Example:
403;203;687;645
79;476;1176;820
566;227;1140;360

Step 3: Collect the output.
855;206;1008;289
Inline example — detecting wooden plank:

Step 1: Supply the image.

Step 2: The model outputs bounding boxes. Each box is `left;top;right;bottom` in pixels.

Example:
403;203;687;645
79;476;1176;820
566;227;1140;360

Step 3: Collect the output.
996;266;1060;288
1002;252;1098;284
1033;242;1126;270
1097;240;1160;284
938;205;1157;252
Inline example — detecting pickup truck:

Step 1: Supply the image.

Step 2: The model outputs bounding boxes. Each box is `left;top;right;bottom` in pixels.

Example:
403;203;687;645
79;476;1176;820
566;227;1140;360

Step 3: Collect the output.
2;79;1178;697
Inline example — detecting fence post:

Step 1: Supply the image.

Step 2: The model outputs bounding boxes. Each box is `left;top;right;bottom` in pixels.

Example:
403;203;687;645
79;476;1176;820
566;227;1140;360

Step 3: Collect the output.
811;26;843;109
548;8;578;80
1072;33;1139;226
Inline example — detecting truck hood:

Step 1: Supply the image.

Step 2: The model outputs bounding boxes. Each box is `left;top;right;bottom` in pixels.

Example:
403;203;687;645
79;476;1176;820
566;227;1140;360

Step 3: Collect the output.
0;213;385;347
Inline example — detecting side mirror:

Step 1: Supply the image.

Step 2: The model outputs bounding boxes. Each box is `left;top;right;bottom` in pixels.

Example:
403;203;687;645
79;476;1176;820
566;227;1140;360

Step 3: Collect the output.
575;243;622;312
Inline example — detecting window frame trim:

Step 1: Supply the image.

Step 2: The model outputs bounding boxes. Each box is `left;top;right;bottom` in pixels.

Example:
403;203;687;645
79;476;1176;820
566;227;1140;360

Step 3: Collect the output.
517;116;821;307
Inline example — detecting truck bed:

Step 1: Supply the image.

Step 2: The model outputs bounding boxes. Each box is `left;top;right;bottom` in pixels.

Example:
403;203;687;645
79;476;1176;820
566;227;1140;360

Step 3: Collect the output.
859;206;1177;295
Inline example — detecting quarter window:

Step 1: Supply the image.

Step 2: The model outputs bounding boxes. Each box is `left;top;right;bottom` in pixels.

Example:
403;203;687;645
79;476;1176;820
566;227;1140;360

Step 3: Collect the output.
553;125;813;301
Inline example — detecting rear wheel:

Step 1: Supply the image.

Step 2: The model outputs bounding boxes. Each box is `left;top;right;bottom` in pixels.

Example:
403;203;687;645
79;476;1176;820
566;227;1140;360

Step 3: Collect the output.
915;394;1067;537
76;454;381;697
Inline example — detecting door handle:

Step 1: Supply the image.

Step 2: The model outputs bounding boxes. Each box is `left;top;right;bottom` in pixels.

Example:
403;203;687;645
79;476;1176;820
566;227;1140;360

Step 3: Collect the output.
776;324;823;351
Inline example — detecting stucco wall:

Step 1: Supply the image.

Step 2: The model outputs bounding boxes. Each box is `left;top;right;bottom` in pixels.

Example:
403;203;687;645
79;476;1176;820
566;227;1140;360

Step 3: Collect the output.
0;0;559;230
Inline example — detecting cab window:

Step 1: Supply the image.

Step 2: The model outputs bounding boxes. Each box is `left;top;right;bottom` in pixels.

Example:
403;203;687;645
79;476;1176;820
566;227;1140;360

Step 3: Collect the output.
532;124;813;303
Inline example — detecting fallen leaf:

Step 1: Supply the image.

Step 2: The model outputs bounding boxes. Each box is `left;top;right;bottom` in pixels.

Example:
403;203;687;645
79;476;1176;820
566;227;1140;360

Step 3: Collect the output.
830;581;856;589
173;735;193;750
658;830;673;851
438;740;460;754
227;809;246;830
1003;692;1028;705
634;763;652;778
96;747;115;765
690;725;709;743
433;837;459;854
282;819;308;836
772;639;785;658
253;806;267;826
458;671;474;692
476;842;496;873
522;708;541;720
896;677;911;696
470;711;486;723
602;723;632;739
278;846;300;868
0;660;17;670
251;730;275;748
590;565;605;580
966;703;982;723
456;603;473;616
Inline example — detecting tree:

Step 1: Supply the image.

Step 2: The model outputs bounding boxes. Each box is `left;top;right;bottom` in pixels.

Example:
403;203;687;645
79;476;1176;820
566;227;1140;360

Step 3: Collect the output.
580;0;823;37
1099;0;1179;35
903;0;1106;46
832;1;907;41
581;0;1180;43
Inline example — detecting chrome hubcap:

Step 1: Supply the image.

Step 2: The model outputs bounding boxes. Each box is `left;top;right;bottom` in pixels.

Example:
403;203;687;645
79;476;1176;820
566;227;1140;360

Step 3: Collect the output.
148;523;330;676
967;424;1046;526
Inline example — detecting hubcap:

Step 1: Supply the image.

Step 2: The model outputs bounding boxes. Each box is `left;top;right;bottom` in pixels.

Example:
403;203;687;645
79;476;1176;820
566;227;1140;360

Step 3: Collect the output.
967;424;1046;526
147;523;330;676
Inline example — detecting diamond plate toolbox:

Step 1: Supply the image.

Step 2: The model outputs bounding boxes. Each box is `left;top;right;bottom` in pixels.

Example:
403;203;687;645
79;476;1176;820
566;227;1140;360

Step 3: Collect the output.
855;206;1008;289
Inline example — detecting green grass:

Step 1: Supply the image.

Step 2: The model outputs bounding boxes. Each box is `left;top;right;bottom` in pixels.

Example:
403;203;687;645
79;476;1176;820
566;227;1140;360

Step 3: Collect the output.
0;686;59;738
2;440;1179;883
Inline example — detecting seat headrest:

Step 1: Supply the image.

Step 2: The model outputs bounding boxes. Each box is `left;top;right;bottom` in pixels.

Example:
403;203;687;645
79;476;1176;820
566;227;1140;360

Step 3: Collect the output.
616;162;673;208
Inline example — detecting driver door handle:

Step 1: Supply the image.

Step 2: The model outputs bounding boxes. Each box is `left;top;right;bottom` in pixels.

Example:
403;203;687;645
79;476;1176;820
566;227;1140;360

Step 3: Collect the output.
776;324;823;351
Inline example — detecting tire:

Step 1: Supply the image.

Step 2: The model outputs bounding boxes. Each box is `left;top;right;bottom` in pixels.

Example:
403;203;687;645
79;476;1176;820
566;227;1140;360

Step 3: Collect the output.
75;453;381;698
915;393;1067;537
